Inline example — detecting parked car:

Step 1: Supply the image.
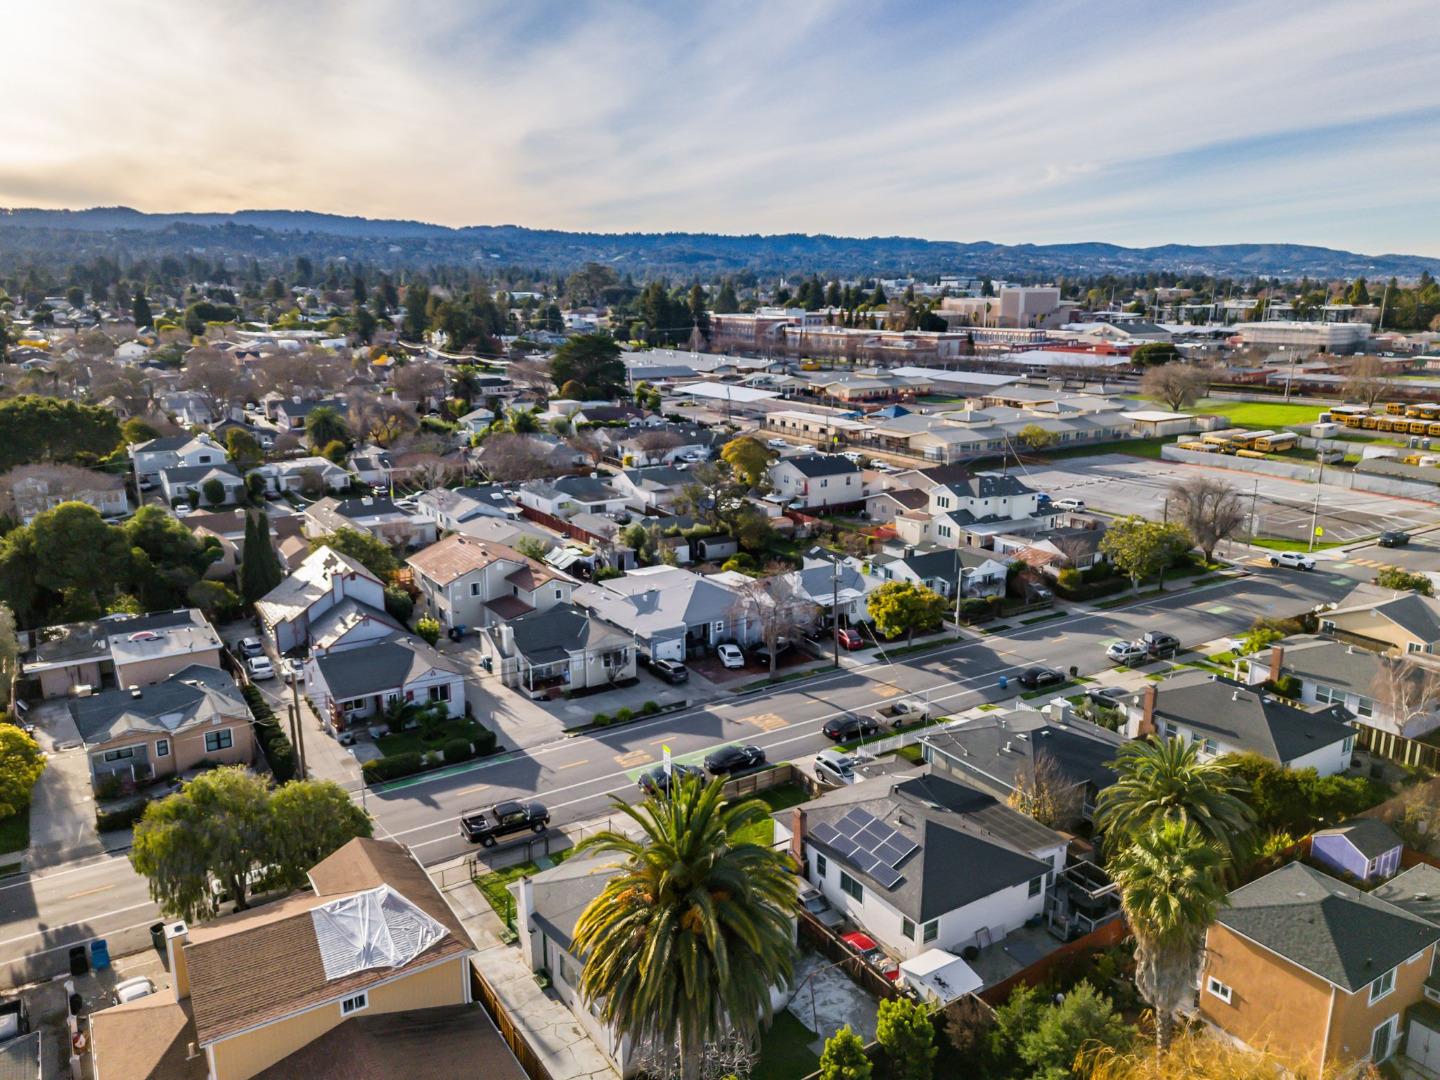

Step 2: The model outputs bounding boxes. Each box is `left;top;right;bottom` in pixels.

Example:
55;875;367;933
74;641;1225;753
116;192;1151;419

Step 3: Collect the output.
753;639;792;666
637;763;705;796
835;628;865;651
717;643;746;669
459;801;550;847
648;658;689;684
703;744;766;776
840;451;865;464
1140;630;1181;658
813;749;857;787
238;637;265;658
1053;497;1086;512
246;656;275;680
1269;552;1316;570
766;438;789;450
1017;667;1064;690
798;882;844;929
111;976;155;1005
1378;530;1411;547
282;657;305;680
1105;641;1150;666
173;502;193;515
822;714;881;741
1085;686;1129;709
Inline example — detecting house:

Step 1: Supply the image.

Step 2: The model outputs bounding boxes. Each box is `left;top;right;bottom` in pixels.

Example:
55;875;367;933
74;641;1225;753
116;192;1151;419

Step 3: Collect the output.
346;444;395;488
303;496;437;550
413;485;521;531
864;487;929;525
611;465;691;512
273;396;346;431
159;462;246;507
921;701;1126;821
478;605;636;695
0;464;128;524
516;475;628;520
779;549;884;630
572;404;645;426
254;546;391;656
996;525;1108;574
305;635;465;730
456;406;497;436
1320;585;1440;655
407;533;575;630
251;456;352;496
869;544;1009;599
72;665;255;792
573;565;752;662
1310;818;1404;884
1125;673;1356;775
610;423;723;466
186;509;308;578
1198;861;1440;1074
779;769;1067;961
767;453;864;511
87;838;521;1080
20;608;224;699
130;433;229;482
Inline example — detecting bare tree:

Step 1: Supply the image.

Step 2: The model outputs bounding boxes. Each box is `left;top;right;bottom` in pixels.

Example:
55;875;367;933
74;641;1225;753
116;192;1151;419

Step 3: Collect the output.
347;391;417;447
567;431;605;467
91;365;160;417
1049;531;1095;571
389;360;448;409
1368;654;1440;738
1166;476;1247;561
1007;750;1085;830
1140;363;1209;412
728;573;820;676
479;433;557;482
1344;355;1390;408
402;452;462;489
180;348;250;420
631;430;684;461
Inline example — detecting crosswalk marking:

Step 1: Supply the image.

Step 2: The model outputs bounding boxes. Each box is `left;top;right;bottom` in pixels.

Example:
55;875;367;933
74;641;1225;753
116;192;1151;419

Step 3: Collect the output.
615;750;652;768
871;684;903;699
738;711;788;732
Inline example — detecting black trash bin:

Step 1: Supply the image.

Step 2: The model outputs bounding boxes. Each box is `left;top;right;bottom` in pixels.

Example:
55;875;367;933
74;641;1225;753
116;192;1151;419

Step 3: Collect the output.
150;922;167;954
69;992;84;1017
68;944;88;977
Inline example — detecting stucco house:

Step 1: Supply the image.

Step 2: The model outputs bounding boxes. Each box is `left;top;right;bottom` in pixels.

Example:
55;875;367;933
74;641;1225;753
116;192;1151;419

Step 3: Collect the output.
869;544;1009;600
572;565;754;662
130;433;229;483
160;462;246;507
305;636;465;730
0;464;128;524
20;608;224;700
250;456;352;496
515;475;628;520
254;546;392;656
478;605;636;695
303;496;437;550
1320;585;1440;655
767;453;864;511
407;534;575;630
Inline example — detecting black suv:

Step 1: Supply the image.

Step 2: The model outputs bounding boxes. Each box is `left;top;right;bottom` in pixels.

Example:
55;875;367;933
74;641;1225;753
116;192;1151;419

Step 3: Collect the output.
649;658;689;684
1140;631;1180;658
638;763;705;795
703;744;766;776
459;801;550;847
1017;667;1064;690
1378;530;1411;548
822;715;881;741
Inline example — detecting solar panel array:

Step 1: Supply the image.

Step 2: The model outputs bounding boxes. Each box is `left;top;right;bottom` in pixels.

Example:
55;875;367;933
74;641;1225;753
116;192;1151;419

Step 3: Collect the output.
808;807;917;890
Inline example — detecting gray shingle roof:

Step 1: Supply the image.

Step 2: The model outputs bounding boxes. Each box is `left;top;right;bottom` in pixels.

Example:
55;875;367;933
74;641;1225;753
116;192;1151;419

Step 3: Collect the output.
781;453;861;479
504;605;629;665
69;664;245;745
1152;673;1355;763
312;638;460;700
922;711;1125;797
1315;818;1402;861
1371;864;1440;927
1217;862;1440;992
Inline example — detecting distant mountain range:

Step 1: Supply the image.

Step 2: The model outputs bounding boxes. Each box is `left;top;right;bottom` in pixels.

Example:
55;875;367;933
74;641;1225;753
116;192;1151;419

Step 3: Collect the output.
2;206;1436;280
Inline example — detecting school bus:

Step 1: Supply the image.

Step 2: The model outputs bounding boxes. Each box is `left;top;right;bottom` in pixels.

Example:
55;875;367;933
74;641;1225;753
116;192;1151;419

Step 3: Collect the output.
1254;432;1297;451
1386;402;1407;415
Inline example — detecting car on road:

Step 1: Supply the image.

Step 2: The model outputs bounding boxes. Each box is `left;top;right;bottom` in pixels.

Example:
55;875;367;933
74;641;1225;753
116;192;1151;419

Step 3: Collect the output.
1140;630;1181;658
717;643;746;669
648;658;689;684
798;882;844;929
459;801;550;847
1017;667;1064;690
1105;641;1150;666
703;743;767;776
1378;530;1411;548
174;502;193;515
246;656;275;680
1053;497;1086;512
1085;686;1129;709
637;762;705;796
822;714;880;742
813;748;857;787
238;637;265;658
1269;552;1316;570
766;438;789;450
111;976;155;1005
836;628;865;651
841;451;866;464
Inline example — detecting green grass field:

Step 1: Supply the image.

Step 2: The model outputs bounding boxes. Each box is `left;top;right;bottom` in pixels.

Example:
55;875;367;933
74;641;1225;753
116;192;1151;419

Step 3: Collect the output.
753;1011;821;1080
1183;398;1325;429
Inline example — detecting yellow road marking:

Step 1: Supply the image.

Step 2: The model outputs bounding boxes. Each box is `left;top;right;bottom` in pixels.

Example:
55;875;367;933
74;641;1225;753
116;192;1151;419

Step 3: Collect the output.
737;712;788;732
556;759;588;769
615;750;652;768
65;885;114;900
871;683;902;699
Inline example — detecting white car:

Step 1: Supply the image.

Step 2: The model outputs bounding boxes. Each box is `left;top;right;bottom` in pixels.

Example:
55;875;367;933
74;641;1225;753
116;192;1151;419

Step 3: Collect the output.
111;976;155;1005
814;749;857;788
283;657;305;680
1053;497;1086;512
716;644;745;669
1269;552;1316;570
1106;641;1150;666
173;502;193;515
840;451;865;464
246;656;276;680
766;438;789;450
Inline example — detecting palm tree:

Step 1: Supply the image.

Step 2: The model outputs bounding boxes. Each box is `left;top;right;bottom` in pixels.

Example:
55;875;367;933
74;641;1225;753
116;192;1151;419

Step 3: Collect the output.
507;407;539;434
304;404;348;451
1109;819;1227;1057
572;777;797;1080
1095;737;1255;861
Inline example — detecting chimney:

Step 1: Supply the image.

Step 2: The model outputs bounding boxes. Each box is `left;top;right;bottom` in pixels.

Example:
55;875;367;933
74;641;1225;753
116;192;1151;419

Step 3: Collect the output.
514;875;541;970
790;807;807;869
1268;645;1285;684
498;623;515;655
165;921;191;1001
1138;684;1158;738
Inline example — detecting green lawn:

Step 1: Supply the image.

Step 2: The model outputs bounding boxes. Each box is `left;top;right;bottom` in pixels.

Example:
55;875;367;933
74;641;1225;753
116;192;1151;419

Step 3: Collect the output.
1032;436;1173;461
376;718;486;757
753;783;810;814
1184;398;1324;429
0;810;28;857
1248;536;1345;552
753;1010;821;1080
475;849;576;927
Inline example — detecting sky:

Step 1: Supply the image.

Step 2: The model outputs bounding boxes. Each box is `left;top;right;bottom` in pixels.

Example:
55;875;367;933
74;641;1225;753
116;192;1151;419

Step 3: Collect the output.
4;0;1440;255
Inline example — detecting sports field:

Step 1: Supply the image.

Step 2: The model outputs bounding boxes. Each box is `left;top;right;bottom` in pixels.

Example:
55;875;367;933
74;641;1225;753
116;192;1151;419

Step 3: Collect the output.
1184;398;1324;429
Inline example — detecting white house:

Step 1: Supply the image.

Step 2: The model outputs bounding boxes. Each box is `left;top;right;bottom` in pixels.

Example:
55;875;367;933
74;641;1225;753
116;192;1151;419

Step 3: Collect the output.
305;635;466;731
869;544;1009;599
515;475;628;520
254;545;392;656
159;463;246;508
413;486;521;531
767;453;865;511
251;457;352;495
130;434;229;482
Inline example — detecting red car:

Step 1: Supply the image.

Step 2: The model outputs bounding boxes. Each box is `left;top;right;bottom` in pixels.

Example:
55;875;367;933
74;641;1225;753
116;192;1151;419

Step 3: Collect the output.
836;628;864;650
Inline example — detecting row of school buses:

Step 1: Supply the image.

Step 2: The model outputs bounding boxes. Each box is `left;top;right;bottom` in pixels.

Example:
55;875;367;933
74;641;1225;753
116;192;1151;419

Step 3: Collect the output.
1329;402;1440;435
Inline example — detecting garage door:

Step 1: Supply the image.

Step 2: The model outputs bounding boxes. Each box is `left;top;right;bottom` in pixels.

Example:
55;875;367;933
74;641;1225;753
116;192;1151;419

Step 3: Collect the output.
652;639;684;662
1408;1015;1440;1073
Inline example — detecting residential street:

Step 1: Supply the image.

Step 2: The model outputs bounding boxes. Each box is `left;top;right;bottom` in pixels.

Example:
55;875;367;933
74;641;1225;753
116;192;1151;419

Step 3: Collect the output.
0;564;1362;985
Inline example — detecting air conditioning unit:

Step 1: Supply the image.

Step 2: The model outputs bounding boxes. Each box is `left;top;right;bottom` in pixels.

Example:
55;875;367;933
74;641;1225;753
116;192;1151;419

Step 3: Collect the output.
71;684;93;698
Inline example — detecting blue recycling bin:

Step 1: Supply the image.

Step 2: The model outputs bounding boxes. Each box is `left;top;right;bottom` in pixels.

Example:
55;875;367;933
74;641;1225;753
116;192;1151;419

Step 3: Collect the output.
998;675;1009;690
90;939;110;971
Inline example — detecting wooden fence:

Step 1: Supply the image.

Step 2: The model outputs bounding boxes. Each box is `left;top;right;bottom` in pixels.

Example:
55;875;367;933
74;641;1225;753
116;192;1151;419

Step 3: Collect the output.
470;962;554;1080
1354;723;1440;773
795;908;904;1003
977;916;1129;1007
517;504;605;545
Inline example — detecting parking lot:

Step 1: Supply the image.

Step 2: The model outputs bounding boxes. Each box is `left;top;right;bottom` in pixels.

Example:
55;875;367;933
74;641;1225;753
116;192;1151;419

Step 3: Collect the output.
1020;454;1440;544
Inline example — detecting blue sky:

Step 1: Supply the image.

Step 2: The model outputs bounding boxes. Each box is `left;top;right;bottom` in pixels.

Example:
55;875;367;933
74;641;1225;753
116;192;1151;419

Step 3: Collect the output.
4;0;1439;254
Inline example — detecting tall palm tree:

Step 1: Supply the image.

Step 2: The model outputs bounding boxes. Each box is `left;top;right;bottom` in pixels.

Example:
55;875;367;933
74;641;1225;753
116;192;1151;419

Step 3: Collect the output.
304;404;348;450
572;777;797;1080
1109;819;1227;1057
507;407;539;434
1095;737;1255;861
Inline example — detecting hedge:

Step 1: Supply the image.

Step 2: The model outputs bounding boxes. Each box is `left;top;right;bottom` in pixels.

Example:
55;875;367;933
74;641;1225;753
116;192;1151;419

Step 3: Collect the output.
241;684;297;782
363;726;498;784
97;801;150;832
443;739;473;764
362;752;425;782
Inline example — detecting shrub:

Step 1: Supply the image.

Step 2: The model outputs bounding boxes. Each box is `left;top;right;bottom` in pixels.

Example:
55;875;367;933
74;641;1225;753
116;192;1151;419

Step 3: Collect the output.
383;585;414;623
592;712;611;726
472;726;498;756
443;738;473;764
721;554;756;574
415;616;441;646
361;752;425;784
1056;567;1082;592
1267;674;1302;700
614;707;634;723
641;700;660;715
241;684;296;782
94;774;123;801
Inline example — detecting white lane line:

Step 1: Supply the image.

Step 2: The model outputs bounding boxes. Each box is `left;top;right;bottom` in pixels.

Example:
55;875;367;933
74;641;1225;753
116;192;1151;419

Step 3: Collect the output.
0;918;161;966
0;853;138;896
0;901;157;949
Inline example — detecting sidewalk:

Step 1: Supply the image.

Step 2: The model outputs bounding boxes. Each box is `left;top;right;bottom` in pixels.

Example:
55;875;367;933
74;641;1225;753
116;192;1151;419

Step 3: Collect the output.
432;856;619;1080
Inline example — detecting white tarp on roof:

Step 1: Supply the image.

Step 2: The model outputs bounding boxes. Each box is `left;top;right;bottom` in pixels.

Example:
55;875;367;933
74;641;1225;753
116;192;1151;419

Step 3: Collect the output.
310;884;448;981
676;381;779;403
898;948;984;1004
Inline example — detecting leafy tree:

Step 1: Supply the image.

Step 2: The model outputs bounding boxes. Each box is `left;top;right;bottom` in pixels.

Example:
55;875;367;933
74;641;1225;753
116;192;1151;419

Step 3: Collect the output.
241;511;286;604
720;436;770;488
0;395;123;471
1130;342;1181;367
304;405;348;451
268;779;373;889
558;378;588;400
1346;276;1370;305
818;1025;872;1080
1099;516;1192;590
225;428;263;469
0;502;133;626
1377;566;1433;596
550;333;625;398
0;604;18;709
867;580;949;645
0;724;45;818
1109;820;1227;1056
1165;478;1245;562
1139;364;1208;412
309;527;398;577
876;997;936;1080
186;579;240;620
401;282;431;340
508;408;540;434
383;584;414;623
320;438;348;465
992;981;1131;1080
573;777;796;1080
131;288;154;329
1225;753;1385;835
1095;738;1254;862
1238;624;1284;656
1016;424;1058;451
122;418;160;444
687;283;711;341
201;477;226;507
513;535;549;562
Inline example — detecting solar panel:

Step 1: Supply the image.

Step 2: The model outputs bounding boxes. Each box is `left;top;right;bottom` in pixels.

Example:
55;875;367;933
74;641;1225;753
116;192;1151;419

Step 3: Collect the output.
871;865;902;889
850;851;881;875
809;822;839;847
830;835;860;859
858;823;890;849
877;837;919;867
836;808;871;838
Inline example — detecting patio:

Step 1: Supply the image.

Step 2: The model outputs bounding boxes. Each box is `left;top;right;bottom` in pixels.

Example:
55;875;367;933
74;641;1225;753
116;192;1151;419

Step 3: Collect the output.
783;946;882;1047
965;922;1066;988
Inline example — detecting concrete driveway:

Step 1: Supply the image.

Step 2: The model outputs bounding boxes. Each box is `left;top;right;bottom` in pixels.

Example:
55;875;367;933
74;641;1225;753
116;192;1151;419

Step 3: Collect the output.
24;701;104;870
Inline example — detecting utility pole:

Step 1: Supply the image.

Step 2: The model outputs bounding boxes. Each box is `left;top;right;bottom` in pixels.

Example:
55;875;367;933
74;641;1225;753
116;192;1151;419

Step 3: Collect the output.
1248;479;1260;545
832;562;841;668
1308;462;1325;552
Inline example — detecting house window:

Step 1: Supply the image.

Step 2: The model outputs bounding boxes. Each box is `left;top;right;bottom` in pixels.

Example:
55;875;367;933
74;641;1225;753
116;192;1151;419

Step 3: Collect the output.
1203;737;1217;755
1343;736;1355;756
937;496;951;509
471;582;481;596
922;920;938;943
815;853;827;879
1028;875;1044;897
340;992;369;1016
428;683;451;703
103;747;136;763
839;871;863;902
1206;976;1233;1004
820;478;828;488
1408;642;1423;654
343;699;365;712
1371;1015;1398;1062
155;739;169;759
1355;699;1373;718
555;589;563;600
1368;967;1395;1004
205;730;233;753
902;918;915;940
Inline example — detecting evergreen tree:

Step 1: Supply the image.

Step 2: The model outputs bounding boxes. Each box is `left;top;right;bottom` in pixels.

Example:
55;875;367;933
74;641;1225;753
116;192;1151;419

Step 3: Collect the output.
869;282;887;306
131;288;154;329
687;283;711;341
714;279;739;314
240;511;285;604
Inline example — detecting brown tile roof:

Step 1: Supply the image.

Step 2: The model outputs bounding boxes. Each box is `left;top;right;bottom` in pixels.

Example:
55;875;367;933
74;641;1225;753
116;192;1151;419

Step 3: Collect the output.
486;596;534;620
184;839;470;1047
89;995;207;1080
407;534;560;589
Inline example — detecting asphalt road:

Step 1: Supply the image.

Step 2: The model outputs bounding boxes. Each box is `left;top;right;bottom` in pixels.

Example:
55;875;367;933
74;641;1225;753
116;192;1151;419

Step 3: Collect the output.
0;565;1363;985
1335;530;1440;574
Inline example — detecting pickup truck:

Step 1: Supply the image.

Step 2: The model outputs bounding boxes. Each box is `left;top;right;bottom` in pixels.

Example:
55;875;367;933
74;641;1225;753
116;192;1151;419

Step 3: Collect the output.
459;801;550;847
869;699;930;730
